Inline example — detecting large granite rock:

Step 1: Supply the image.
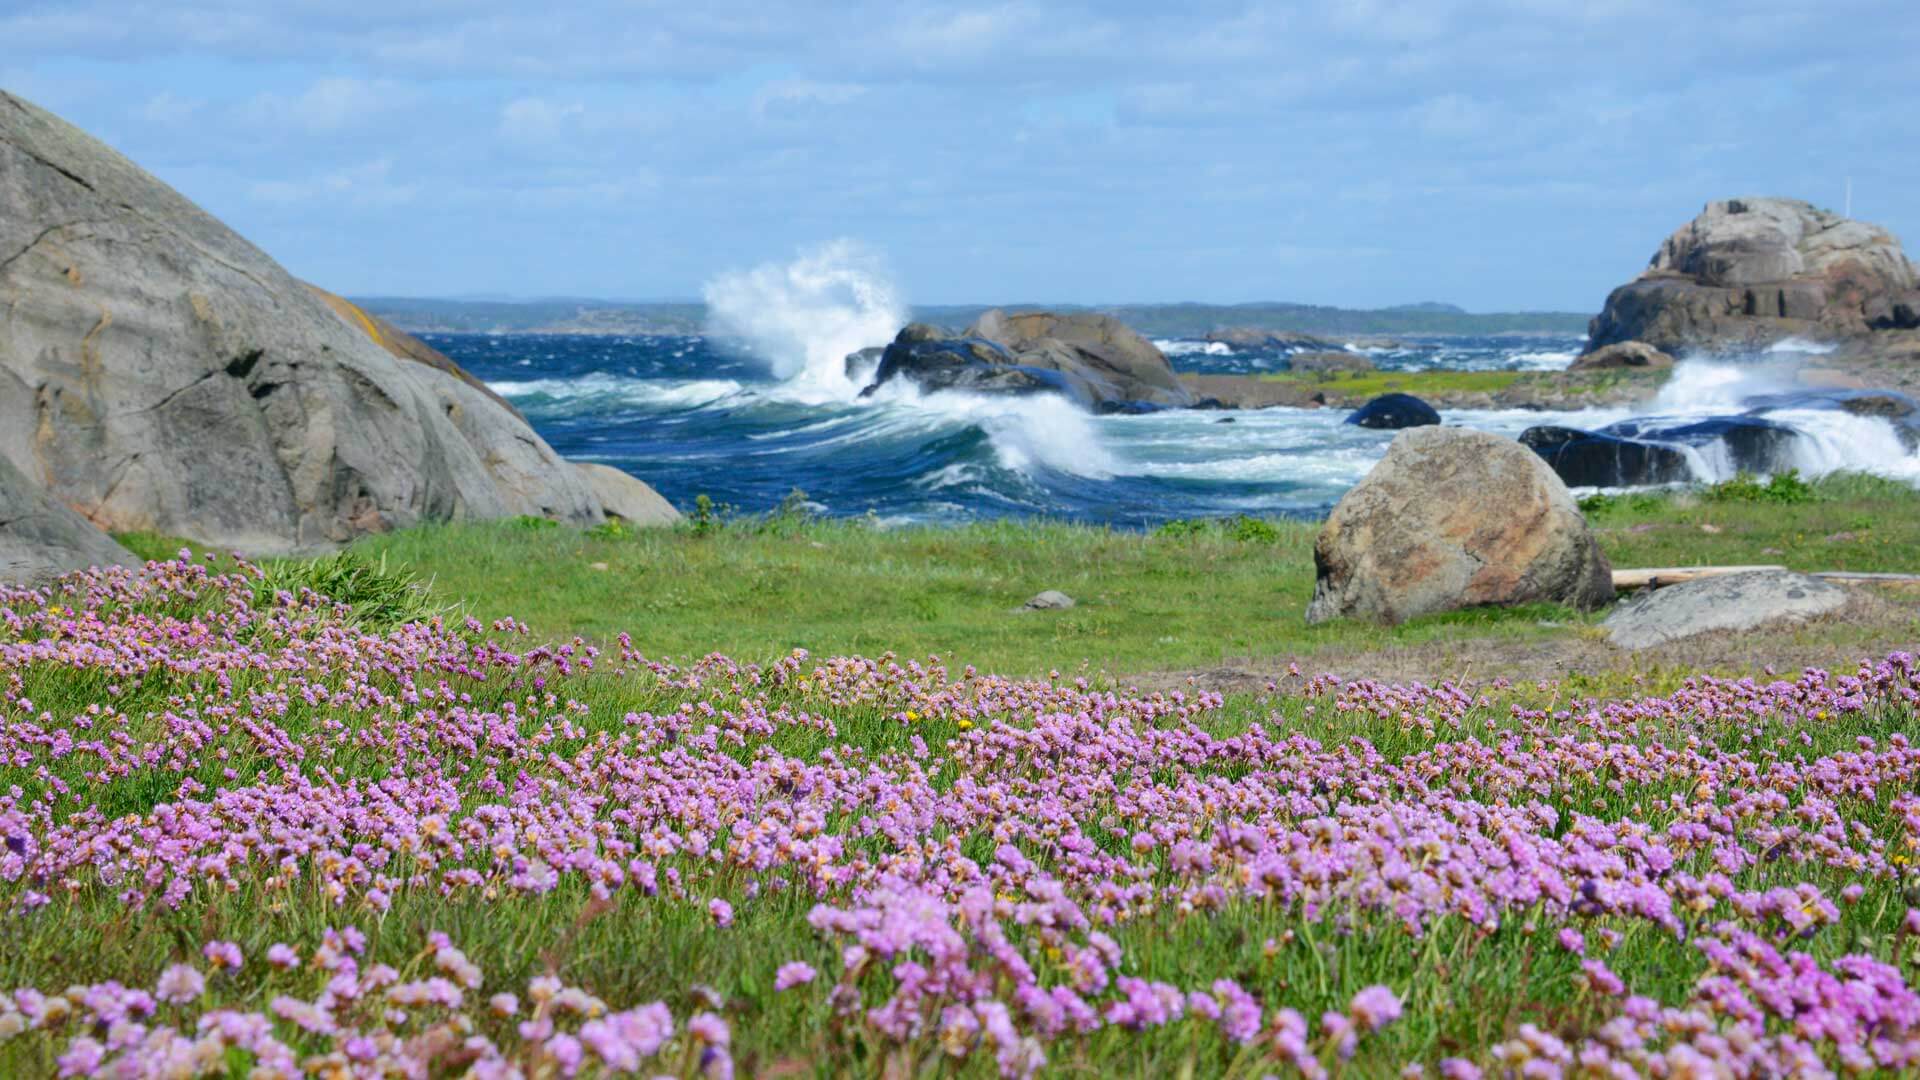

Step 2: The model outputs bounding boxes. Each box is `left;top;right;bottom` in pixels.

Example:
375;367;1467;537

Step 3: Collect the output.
1588;198;1920;354
0;454;140;585
1285;351;1376;375
1520;415;1804;488
863;311;1195;412
1519;426;1695;488
1307;428;1614;624
1569;341;1675;372
1603;570;1847;649
574;463;681;526
0;90;605;553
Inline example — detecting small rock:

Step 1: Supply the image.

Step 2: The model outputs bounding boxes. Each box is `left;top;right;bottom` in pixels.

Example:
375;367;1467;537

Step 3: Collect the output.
1762;546;1784;555
1824;530;1859;542
589;562;610;571
1699;523;1722;534
1024;590;1076;610
1627;523;1657;534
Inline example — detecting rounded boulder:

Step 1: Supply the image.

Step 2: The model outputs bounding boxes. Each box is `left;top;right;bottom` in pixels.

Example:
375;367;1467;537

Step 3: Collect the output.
1307;427;1614;624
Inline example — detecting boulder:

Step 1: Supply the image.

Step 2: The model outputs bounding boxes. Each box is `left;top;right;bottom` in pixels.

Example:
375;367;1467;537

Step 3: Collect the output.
1285;351;1376;375
1206;327;1338;350
1024;590;1075;610
573;463;681;526
1344;393;1440;429
862;311;1195;411
1588;198;1920;354
1307;428;1614;624
1604;416;1803;475
0;90;606;555
1602;570;1847;649
0;455;140;586
1569;341;1675;371
1519;426;1695;488
1520;415;1803;488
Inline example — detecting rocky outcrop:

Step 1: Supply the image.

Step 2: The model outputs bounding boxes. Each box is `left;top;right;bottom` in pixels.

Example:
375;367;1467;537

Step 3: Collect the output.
1;455;140;585
305;285;524;419
1521;415;1804;488
1588;198;1920;354
0;90;608;554
1603;570;1847;649
1285;351;1376;375
1344;393;1439;429
1519;427;1694;488
862;311;1194;412
1569;341;1674;372
1307;428;1614;624
574;463;681;526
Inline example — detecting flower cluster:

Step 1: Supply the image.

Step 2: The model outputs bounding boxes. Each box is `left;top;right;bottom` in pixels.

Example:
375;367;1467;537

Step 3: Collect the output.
1;554;1917;1075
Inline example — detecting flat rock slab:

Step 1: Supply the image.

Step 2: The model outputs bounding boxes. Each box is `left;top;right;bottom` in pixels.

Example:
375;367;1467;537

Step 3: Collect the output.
1603;570;1848;649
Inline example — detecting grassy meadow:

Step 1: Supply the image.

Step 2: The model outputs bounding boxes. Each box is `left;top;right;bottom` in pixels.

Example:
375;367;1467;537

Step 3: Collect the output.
116;470;1920;680
1;471;1912;1076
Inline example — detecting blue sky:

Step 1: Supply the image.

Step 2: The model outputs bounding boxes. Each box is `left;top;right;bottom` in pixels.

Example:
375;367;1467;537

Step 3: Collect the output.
5;1;1915;311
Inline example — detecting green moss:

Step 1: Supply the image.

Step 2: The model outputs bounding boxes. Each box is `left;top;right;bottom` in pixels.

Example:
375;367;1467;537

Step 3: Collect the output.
1257;368;1524;396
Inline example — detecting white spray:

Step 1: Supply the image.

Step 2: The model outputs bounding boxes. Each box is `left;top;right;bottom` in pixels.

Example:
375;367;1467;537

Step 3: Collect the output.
702;240;905;401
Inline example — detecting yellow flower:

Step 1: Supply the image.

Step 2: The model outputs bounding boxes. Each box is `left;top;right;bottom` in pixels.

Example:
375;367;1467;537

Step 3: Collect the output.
958;719;973;731
904;710;918;722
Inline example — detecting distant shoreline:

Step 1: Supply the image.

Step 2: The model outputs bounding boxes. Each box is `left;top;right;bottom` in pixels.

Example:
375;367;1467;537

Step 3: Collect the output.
356;296;1591;340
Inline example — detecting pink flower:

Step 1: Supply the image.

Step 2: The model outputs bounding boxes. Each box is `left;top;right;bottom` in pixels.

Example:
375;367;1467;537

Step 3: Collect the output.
202;941;243;971
266;944;299;970
773;962;816;991
154;964;205;1005
708;899;734;929
1348;985;1403;1032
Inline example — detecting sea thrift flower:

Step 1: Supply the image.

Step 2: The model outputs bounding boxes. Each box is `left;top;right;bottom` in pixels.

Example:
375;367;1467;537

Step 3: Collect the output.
201;942;242;971
774;963;816;991
153;965;204;1005
708;899;734;928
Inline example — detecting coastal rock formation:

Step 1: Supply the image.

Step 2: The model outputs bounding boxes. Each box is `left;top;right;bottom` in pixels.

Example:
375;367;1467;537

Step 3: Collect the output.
0;455;141;585
0;90;609;554
574;463;682;526
1344;393;1439;429
1520;427;1693;488
1569;341;1675;372
1285;351;1376;375
1603;570;1847;649
862;311;1194;412
1307;428;1614;624
1588;198;1920;354
1521;416;1803;488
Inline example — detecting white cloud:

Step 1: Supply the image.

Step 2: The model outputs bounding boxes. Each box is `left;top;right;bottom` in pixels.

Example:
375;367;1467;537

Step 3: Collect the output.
248;157;417;207
751;79;867;119
243;77;409;134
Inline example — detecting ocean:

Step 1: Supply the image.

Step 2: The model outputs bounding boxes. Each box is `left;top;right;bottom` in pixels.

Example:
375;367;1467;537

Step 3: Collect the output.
438;329;1920;528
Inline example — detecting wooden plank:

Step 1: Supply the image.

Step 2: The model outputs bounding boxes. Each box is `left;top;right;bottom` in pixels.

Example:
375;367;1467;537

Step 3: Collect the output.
1610;565;1785;590
1612;566;1920;590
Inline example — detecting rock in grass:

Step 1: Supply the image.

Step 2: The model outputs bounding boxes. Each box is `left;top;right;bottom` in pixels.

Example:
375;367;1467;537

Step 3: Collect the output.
1344;393;1440;429
1603;570;1847;649
1024;590;1076;610
1307;427;1614;625
573;463;681;526
0;90;603;554
0;455;140;585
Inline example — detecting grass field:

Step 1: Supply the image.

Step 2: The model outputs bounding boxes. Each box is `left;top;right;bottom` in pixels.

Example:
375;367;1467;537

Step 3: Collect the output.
114;470;1920;680
4;505;1919;1074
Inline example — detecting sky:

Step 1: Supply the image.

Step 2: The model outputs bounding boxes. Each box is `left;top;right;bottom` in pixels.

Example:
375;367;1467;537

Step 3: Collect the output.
4;1;1916;311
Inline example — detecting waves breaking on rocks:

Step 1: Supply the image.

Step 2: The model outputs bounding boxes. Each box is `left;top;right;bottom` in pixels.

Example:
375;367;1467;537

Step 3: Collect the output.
454;250;1920;524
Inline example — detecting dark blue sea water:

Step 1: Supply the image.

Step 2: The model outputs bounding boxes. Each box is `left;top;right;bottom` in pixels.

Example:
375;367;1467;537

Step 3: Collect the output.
433;331;1600;526
432;313;1917;527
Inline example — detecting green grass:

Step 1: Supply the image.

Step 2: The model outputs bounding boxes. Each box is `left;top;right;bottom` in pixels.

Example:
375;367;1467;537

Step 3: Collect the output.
1257;368;1524;397
113;471;1920;680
